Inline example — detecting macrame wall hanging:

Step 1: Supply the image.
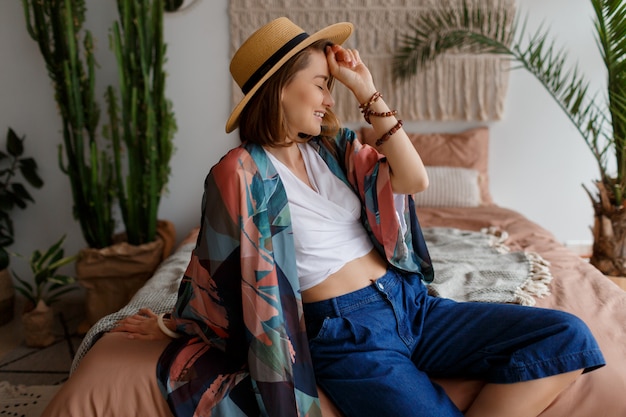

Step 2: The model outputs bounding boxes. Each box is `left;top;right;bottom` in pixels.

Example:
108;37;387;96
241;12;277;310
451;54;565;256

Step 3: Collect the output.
228;0;515;122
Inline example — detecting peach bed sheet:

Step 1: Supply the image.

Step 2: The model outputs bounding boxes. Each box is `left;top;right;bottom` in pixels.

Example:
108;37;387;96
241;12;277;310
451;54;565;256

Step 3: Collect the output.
43;206;626;416
416;206;626;416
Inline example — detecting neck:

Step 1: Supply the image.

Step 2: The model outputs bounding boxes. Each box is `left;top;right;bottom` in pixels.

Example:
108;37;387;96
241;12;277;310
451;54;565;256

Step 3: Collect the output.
264;142;303;170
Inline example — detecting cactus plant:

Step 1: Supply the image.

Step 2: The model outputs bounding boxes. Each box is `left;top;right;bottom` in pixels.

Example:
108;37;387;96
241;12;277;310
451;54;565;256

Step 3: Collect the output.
22;0;175;249
21;0;115;249
105;0;176;246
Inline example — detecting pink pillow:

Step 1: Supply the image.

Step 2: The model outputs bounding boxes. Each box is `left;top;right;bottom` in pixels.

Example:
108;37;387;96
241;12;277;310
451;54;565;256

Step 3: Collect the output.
359;126;493;205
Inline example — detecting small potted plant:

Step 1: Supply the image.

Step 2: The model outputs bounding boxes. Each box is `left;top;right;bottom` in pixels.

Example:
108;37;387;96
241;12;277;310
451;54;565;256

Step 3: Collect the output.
0;127;43;325
12;235;78;347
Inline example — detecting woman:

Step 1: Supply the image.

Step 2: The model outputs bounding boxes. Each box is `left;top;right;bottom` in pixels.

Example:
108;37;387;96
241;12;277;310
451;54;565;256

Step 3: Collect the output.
113;17;605;417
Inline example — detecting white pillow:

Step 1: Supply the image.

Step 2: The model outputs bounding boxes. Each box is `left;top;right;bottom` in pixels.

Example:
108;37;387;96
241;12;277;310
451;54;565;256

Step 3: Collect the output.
414;166;481;207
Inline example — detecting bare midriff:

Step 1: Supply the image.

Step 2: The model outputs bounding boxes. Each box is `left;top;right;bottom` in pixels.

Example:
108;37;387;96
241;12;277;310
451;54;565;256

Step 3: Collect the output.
301;249;388;303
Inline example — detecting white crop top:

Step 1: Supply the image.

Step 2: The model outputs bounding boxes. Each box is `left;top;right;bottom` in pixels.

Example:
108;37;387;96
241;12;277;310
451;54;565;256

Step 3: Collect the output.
265;143;374;291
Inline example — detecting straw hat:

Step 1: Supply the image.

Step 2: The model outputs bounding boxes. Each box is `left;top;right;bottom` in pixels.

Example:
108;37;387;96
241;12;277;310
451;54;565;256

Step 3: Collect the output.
225;17;354;133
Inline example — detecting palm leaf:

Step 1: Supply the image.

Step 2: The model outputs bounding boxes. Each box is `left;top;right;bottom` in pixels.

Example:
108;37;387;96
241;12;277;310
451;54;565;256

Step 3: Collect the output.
595;0;626;188
393;0;625;203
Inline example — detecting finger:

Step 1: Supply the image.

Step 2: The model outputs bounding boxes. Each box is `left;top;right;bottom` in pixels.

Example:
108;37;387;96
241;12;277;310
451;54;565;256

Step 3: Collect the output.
116;312;146;325
111;322;135;332
119;316;146;326
137;307;155;317
353;50;363;65
328;45;349;64
336;49;354;66
326;45;338;67
124;333;155;341
119;331;153;341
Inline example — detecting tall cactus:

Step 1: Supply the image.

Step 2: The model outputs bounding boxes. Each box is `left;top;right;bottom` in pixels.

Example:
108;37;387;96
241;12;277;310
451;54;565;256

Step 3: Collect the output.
21;0;115;249
106;0;176;246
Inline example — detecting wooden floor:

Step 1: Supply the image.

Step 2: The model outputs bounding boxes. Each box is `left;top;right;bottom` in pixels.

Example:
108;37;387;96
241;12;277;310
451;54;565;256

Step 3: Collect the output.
607;275;626;291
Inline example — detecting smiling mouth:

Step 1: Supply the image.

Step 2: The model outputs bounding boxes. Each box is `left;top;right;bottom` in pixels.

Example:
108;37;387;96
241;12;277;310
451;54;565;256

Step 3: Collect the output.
314;111;325;119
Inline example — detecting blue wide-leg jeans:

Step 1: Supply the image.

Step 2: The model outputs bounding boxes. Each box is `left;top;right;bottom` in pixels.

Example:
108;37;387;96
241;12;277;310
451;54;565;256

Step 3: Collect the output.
303;268;605;417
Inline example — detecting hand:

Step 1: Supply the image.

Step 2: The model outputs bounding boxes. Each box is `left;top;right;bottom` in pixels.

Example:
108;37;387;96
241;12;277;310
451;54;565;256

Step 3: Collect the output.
325;44;376;104
110;308;172;340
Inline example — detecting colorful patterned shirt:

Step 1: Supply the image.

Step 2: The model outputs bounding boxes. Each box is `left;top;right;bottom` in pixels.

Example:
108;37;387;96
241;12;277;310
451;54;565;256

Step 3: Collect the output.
157;128;433;416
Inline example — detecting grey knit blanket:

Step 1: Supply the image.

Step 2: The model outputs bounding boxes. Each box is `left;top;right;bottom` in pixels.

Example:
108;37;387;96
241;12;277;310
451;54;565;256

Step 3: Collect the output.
72;227;552;372
424;227;552;305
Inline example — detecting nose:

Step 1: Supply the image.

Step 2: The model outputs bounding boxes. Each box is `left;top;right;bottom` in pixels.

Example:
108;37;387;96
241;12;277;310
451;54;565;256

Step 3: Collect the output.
323;89;335;108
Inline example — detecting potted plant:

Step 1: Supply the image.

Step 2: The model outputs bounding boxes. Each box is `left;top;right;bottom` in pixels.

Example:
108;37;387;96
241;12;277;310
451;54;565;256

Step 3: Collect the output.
12;234;77;347
393;0;626;276
0;128;43;325
74;0;177;328
21;0;116;250
105;0;176;248
21;0;177;328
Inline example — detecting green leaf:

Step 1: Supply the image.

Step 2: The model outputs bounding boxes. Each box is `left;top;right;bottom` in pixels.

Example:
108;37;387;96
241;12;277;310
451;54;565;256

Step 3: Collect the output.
393;0;623;198
34;270;50;286
14;286;36;306
18;158;44;188
30;249;42;267
0;214;14;246
6;128;23;157
48;274;75;285
36;235;66;268
8;190;27;210
12;270;35;299
10;183;34;204
0;190;14;211
47;253;77;271
46;285;78;305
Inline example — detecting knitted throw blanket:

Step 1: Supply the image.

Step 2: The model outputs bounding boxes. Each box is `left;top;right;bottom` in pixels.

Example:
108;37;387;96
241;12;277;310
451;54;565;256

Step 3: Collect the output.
228;0;515;122
424;227;552;305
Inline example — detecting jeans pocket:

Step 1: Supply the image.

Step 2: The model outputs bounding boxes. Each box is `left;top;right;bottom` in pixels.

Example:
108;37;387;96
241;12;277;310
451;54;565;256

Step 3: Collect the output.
306;316;330;341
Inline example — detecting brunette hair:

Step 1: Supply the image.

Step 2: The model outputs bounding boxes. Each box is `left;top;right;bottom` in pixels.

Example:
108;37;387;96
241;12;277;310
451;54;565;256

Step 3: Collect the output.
238;39;340;151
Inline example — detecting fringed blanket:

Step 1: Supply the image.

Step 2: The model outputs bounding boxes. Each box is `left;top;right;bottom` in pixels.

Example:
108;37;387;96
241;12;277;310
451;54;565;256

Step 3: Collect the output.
424;227;552;305
72;227;552;372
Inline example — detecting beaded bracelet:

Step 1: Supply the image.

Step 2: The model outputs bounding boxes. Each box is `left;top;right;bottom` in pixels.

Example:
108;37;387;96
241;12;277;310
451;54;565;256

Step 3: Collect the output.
157;313;181;339
363;109;398;124
359;91;382;111
375;120;404;147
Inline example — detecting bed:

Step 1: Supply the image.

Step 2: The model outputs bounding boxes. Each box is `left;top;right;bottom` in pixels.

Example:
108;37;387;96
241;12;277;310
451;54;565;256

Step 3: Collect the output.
41;127;626;416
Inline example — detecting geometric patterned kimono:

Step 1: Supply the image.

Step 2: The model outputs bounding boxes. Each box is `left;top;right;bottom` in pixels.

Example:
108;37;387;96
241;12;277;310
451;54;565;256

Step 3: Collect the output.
156;128;433;416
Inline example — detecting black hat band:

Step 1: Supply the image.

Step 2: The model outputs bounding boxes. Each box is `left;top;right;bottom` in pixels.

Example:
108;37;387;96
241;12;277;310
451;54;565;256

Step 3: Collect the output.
241;32;310;94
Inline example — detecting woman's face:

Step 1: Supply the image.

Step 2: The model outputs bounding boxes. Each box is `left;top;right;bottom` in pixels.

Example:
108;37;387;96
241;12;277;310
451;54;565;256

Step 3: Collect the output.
281;50;335;138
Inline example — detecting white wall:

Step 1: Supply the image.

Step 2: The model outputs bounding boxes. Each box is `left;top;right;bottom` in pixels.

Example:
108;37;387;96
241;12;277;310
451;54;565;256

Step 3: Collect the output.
0;0;604;278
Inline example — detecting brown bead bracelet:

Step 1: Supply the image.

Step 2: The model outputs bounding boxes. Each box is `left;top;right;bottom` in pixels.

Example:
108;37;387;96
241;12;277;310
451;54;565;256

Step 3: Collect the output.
359;91;382;111
363;109;398;124
375;120;404;147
